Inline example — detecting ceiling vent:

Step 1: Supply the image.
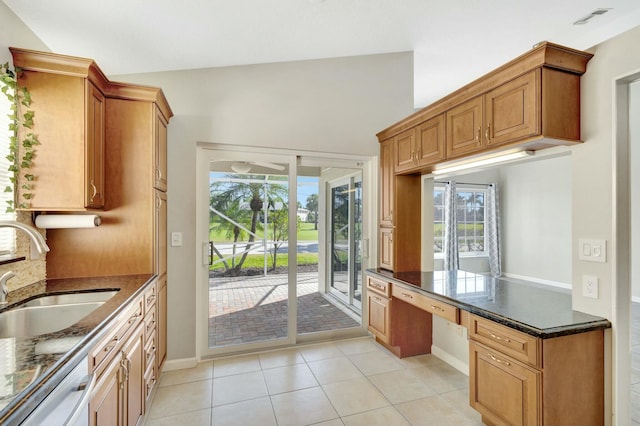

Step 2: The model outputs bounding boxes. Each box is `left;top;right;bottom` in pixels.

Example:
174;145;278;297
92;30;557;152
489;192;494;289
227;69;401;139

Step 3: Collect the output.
573;8;612;25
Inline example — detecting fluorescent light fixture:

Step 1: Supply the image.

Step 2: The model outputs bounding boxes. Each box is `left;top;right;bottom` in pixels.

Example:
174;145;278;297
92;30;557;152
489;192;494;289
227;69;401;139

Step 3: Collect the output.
432;150;535;175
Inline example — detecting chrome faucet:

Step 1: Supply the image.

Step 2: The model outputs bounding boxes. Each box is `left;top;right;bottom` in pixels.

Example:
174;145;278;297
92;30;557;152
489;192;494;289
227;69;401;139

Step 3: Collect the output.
0;271;15;304
0;221;50;260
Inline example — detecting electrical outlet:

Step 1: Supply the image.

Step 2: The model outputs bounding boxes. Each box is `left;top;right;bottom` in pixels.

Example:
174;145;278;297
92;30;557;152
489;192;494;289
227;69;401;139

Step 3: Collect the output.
583;275;599;299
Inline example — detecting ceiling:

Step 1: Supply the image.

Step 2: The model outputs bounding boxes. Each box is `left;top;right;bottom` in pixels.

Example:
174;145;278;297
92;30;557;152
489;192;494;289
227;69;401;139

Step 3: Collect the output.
4;0;640;107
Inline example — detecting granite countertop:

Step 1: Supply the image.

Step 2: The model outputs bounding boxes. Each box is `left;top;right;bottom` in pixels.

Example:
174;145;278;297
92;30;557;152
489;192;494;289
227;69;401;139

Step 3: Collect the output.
0;273;155;425
367;269;611;338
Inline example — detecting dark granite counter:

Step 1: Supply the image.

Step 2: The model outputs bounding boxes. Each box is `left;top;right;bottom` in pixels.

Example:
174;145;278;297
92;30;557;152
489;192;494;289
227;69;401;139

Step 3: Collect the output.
367;269;611;338
0;274;155;425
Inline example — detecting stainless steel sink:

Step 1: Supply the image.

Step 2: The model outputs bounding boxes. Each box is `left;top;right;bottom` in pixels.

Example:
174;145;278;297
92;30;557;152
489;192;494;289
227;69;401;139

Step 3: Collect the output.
0;302;105;338
0;290;118;338
17;290;118;307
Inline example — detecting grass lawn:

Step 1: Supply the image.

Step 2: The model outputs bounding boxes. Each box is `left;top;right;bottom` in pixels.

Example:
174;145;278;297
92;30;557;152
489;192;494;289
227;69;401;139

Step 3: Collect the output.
210;252;318;271
210;221;318;242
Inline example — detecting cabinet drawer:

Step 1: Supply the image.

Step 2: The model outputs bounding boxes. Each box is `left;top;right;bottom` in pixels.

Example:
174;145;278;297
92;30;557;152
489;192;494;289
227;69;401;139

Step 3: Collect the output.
143;282;157;315
144;308;157;343
392;285;458;324
469;314;540;367
367;277;391;298
144;334;157;373
90;297;143;374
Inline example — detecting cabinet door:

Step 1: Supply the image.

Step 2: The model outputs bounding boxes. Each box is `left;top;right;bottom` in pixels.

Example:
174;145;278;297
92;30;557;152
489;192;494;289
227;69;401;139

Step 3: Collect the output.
153;107;168;191
90;353;124;426
123;325;145;426
157;275;167;370
367;293;391;343
379;139;394;227
86;81;106;209
446;95;483;159
470;341;541;426
485;70;540;148
416;114;445;167
393;128;418;173
379;227;393;271
154;190;167;278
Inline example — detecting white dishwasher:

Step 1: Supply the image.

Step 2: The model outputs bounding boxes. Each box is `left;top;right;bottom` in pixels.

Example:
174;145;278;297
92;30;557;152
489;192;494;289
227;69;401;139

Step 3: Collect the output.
21;358;94;426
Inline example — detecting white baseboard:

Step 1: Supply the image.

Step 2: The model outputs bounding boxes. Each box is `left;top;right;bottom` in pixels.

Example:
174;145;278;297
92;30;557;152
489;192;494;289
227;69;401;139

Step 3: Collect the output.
502;273;571;291
162;357;198;372
431;345;469;376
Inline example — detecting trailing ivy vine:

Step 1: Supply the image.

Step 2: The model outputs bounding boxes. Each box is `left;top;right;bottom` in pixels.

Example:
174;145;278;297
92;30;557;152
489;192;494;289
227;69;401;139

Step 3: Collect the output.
0;62;38;211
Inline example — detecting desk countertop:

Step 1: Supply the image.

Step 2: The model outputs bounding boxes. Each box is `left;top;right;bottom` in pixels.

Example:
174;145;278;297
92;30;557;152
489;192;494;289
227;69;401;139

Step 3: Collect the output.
366;269;611;338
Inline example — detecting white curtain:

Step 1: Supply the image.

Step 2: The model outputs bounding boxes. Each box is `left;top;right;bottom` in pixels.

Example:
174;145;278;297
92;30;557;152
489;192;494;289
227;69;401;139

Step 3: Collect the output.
486;184;502;277
443;181;459;271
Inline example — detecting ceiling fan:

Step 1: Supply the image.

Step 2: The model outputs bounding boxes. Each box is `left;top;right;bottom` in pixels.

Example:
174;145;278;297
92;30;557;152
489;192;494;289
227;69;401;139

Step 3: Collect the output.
230;160;285;173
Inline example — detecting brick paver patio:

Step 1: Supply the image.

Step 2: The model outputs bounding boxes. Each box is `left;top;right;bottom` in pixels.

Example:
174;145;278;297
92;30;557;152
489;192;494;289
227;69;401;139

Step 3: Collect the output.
208;272;361;347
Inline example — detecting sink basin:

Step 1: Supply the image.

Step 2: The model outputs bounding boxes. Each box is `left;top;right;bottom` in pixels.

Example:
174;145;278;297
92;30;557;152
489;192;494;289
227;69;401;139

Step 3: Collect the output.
17;290;118;307
0;302;106;338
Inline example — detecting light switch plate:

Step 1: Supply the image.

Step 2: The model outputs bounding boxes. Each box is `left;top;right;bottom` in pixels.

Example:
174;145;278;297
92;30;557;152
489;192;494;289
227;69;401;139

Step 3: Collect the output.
578;239;606;263
171;232;183;247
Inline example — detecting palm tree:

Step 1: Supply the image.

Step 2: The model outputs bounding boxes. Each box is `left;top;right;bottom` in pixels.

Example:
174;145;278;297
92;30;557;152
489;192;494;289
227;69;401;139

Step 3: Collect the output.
210;175;289;275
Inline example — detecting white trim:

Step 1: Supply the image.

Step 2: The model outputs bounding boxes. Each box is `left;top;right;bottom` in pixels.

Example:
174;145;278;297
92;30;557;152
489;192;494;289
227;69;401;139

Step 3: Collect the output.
501;273;572;291
161;357;199;372
431;345;468;376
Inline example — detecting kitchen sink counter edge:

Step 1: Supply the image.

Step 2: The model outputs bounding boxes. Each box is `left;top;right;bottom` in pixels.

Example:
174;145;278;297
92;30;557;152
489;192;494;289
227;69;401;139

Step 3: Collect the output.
367;268;611;338
0;273;156;425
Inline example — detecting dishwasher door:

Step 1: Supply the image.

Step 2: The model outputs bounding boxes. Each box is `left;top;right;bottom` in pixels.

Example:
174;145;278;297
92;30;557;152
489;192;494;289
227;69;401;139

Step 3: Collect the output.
22;358;95;426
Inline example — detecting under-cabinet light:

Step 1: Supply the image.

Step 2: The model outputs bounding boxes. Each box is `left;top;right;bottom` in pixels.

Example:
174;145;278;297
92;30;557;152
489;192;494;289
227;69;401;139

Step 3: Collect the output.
432;150;535;175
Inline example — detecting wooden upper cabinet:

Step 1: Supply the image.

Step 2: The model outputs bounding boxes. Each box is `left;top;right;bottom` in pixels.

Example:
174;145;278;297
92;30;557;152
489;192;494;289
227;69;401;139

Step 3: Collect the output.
485;70;539;148
379;139;394;227
446;96;483;159
395;115;445;173
11;50;108;211
153;107;168;191
86;82;106;209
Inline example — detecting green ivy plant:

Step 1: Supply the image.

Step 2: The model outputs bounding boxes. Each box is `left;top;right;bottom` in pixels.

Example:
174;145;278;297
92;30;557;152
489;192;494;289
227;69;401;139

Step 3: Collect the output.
0;62;38;211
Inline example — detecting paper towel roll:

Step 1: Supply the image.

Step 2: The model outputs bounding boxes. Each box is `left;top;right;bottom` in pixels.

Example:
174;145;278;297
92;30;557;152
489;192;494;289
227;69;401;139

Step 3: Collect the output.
35;214;102;229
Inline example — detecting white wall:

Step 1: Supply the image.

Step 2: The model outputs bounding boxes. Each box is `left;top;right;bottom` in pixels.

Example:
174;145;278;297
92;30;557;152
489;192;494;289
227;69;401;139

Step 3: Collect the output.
498;155;572;286
113;52;414;361
631;81;640;301
0;2;48;63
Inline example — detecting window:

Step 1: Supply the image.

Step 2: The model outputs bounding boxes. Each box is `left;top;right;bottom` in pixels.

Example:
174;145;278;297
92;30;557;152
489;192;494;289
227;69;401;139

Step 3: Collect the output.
0;82;16;254
434;185;486;256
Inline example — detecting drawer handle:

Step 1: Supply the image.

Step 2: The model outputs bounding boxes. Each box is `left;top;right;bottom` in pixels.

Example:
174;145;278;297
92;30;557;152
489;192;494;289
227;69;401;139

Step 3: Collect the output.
488;352;511;366
430;305;445;312
489;331;511;343
401;293;413;299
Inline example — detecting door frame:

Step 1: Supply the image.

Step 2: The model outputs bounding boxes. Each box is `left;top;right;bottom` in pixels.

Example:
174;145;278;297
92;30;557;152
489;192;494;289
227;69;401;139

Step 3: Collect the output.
196;143;377;359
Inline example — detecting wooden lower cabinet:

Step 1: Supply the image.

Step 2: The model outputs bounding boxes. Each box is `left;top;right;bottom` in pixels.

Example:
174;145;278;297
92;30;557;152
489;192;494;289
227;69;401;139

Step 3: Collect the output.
469;315;604;426
90;322;144;426
470;341;541;426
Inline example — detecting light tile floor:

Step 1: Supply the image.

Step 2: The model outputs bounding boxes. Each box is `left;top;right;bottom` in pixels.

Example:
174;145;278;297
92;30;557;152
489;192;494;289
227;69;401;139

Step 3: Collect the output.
144;337;483;426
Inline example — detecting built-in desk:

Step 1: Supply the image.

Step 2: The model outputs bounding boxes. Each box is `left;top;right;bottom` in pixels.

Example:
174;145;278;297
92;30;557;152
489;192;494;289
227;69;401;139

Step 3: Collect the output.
366;269;611;426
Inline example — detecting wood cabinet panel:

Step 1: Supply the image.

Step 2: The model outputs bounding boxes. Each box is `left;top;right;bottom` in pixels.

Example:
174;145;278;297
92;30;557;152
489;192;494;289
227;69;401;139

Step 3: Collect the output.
367;291;391;344
469;315;540;367
446;95;483;159
157;275;167;370
392;285;458;324
379;139;394;226
393;128;418;172
470;341;541;426
485;70;539;148
379;227;393;271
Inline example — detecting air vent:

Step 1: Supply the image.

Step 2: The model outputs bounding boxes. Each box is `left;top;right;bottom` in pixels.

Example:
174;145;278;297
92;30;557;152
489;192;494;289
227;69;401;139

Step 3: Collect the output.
573;8;612;25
